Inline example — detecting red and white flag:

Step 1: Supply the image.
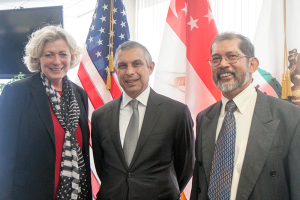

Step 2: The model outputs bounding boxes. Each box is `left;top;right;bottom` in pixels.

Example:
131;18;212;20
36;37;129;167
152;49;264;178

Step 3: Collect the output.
153;0;220;198
154;0;220;121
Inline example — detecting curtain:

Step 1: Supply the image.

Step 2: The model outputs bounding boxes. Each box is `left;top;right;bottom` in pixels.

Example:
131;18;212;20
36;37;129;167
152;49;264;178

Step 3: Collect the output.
135;0;171;65
208;0;263;41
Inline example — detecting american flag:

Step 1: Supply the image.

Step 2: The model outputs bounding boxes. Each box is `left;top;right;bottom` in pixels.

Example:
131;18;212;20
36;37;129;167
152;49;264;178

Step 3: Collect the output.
75;0;130;198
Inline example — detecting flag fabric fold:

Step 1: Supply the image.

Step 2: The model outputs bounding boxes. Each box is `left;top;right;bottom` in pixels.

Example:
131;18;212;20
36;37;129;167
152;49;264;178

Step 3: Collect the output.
252;0;300;99
76;0;130;198
154;0;219;198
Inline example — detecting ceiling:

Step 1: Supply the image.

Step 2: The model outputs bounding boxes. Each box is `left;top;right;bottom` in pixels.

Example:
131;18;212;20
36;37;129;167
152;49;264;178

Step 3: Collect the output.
0;0;97;18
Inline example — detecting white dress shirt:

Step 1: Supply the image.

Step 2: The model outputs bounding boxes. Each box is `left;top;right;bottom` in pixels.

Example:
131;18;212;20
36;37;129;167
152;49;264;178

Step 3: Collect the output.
215;85;257;200
119;87;150;147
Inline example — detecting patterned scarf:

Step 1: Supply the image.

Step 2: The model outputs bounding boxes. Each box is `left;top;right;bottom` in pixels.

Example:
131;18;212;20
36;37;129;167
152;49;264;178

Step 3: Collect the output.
40;72;89;200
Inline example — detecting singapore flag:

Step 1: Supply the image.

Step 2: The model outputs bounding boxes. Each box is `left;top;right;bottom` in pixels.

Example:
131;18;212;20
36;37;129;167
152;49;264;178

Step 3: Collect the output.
154;0;219;198
154;0;220;124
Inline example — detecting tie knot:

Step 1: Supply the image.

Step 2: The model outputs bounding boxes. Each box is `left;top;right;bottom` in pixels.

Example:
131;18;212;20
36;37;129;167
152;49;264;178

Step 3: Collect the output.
225;100;237;112
130;99;139;109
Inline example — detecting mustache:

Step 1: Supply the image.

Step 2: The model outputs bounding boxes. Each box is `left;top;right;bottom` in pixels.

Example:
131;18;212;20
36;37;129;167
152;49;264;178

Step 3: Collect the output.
123;75;140;81
216;68;237;79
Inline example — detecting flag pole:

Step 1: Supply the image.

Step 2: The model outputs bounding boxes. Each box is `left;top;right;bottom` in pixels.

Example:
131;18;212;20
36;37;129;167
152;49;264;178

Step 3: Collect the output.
107;0;115;90
281;0;292;99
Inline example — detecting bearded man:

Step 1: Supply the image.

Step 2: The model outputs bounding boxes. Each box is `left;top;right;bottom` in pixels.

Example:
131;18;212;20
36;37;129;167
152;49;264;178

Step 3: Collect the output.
190;32;300;200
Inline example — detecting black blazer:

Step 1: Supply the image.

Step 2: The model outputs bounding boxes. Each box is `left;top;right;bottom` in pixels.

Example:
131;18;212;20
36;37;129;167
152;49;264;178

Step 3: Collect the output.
91;89;195;200
0;73;92;200
191;89;300;200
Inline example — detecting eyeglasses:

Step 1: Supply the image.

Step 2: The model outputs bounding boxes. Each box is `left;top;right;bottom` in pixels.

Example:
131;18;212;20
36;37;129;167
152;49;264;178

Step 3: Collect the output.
207;54;251;67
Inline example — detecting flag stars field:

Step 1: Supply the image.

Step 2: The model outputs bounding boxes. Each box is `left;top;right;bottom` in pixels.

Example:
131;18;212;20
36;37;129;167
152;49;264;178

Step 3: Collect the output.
187;16;199;30
102;4;108;10
109;31;115;37
119;33;125;40
108;43;113;48
121;9;126;16
100;15;106;22
181;2;187;16
204;8;214;23
120;21;126;27
96;51;102;57
99;27;105;34
97;39;103;46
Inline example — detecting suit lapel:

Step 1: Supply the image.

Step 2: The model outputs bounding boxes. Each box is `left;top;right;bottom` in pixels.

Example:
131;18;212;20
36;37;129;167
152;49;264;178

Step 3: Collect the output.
202;101;222;182
129;89;163;168
236;90;279;199
107;96;129;169
29;73;55;145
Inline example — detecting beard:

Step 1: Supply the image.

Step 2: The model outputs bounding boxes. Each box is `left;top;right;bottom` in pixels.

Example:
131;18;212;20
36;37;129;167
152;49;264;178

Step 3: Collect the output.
213;66;250;93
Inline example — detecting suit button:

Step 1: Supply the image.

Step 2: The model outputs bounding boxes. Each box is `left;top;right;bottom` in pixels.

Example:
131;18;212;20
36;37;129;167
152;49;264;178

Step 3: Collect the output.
198;187;201;193
128;173;132;178
198;161;202;166
270;170;276;177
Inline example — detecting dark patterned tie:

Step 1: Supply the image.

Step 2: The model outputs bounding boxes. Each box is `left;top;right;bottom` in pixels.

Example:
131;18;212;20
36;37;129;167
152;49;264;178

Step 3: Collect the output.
208;100;237;199
123;99;139;166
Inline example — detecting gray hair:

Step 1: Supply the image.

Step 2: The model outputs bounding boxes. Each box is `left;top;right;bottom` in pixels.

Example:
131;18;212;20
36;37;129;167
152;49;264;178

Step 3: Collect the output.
114;41;152;69
23;25;82;72
210;32;255;57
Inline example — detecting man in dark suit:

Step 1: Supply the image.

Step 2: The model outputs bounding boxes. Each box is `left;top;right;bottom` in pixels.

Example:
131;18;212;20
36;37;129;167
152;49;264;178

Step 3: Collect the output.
91;41;194;200
190;32;300;200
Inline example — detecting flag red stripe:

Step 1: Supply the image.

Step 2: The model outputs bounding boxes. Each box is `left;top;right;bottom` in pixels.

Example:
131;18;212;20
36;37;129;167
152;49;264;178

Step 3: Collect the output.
88;121;93;148
78;63;104;109
91;170;101;199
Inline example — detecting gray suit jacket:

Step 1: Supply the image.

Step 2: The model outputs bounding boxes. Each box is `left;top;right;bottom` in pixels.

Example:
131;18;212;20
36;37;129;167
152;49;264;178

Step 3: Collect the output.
191;89;300;200
91;88;194;200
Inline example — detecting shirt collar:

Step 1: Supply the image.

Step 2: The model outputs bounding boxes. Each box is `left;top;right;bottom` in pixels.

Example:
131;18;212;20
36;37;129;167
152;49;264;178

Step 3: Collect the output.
221;84;256;114
120;87;151;109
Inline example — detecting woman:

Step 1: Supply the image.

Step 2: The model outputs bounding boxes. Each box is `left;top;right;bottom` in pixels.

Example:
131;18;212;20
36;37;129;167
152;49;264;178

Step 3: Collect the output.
0;25;92;200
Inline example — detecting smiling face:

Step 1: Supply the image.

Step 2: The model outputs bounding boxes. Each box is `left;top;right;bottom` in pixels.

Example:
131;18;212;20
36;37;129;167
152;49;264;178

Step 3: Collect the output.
211;38;257;99
39;39;71;90
116;47;154;99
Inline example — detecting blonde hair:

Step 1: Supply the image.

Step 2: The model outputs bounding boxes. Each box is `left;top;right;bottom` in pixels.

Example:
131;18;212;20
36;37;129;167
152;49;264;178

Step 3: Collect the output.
23;25;82;72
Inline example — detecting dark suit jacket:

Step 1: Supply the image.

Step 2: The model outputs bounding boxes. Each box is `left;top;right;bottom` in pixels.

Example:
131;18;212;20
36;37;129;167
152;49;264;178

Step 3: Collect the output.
91;89;194;200
190;89;300;200
0;73;92;200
